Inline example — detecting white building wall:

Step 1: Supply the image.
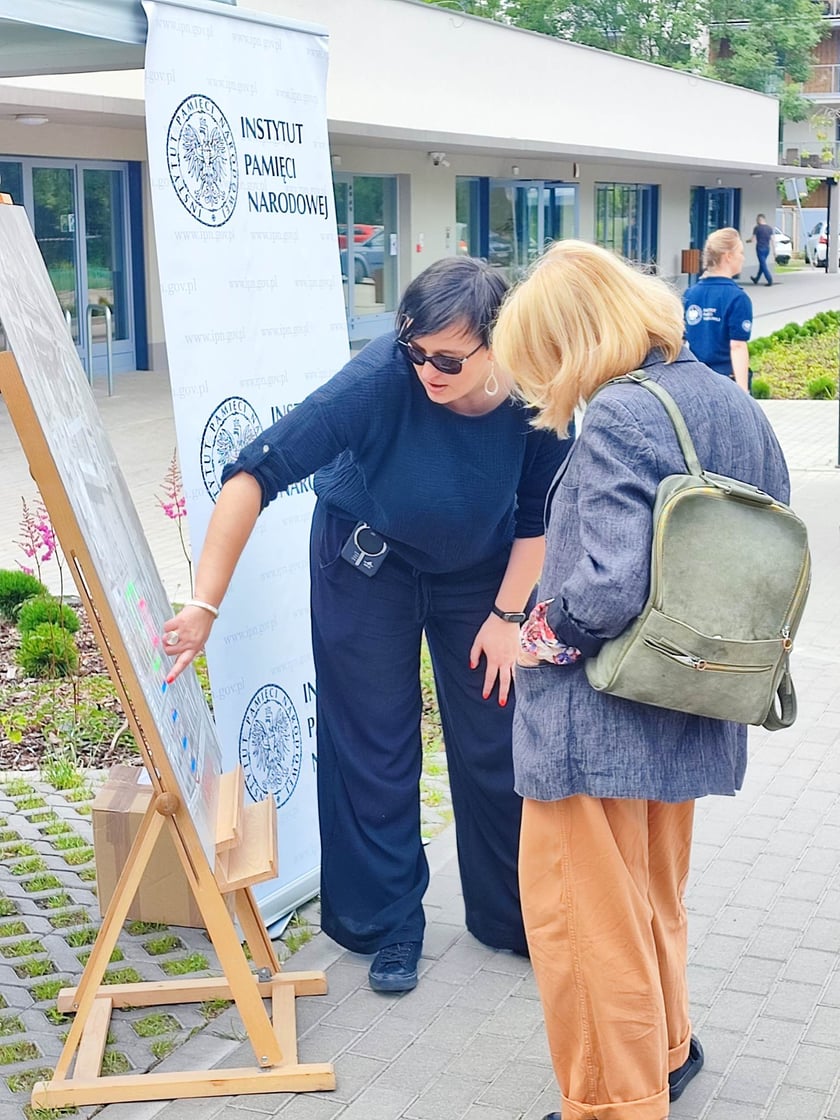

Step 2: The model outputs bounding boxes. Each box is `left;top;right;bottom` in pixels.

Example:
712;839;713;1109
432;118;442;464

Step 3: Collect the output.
250;0;779;167
0;0;787;367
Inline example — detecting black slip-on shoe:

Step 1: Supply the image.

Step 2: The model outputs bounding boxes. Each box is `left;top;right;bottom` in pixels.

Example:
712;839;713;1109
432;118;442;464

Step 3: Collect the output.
669;1035;704;1101
368;940;421;993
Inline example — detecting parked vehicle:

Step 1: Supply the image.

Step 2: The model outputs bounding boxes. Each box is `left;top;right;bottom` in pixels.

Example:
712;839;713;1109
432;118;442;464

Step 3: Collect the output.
340;228;384;282
803;220;838;267
337;223;380;250
772;228;792;266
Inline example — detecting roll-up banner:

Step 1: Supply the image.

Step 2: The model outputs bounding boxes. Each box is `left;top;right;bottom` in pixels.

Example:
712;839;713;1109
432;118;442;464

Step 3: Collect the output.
143;0;349;924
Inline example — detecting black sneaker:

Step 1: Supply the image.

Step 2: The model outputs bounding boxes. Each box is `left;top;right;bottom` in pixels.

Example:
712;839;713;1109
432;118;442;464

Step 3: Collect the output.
368;940;422;993
669;1035;704;1101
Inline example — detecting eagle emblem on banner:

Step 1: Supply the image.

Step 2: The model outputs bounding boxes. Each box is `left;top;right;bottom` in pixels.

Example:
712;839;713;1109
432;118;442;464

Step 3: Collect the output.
167;94;239;226
239;684;304;809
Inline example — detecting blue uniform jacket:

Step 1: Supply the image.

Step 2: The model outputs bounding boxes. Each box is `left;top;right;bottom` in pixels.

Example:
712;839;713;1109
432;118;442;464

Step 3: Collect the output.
513;347;790;803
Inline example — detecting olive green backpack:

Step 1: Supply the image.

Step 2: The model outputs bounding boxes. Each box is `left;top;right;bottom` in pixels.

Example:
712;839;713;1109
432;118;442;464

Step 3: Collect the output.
583;373;811;730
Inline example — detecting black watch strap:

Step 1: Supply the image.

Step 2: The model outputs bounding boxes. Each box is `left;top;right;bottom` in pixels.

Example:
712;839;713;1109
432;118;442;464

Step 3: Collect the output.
491;604;527;624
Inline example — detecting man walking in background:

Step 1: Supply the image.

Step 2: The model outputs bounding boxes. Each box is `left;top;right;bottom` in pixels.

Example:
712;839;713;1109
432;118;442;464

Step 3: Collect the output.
747;213;775;286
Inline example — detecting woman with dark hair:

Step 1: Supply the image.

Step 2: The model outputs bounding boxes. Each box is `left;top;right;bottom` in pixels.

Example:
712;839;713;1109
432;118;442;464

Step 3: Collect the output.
164;256;572;992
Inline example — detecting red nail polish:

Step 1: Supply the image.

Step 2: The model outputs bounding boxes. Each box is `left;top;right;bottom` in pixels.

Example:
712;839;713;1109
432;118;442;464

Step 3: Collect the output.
482;691;489;700
470;660;476;669
499;697;507;707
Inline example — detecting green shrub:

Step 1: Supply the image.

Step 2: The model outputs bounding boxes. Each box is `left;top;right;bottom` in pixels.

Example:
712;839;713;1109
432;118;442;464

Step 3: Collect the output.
16;623;79;678
806;374;837;400
0;571;48;621
16;597;79;636
751;378;771;399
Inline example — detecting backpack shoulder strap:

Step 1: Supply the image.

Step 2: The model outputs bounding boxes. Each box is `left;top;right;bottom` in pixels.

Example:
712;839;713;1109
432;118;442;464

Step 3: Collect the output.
544;369;704;527
593;371;705;477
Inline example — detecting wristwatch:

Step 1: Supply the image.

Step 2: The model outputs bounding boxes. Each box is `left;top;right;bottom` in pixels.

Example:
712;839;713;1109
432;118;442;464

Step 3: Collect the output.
491;604;527;624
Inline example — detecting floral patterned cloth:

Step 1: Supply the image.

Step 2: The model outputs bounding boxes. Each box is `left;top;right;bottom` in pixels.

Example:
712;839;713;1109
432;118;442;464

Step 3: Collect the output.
520;599;581;665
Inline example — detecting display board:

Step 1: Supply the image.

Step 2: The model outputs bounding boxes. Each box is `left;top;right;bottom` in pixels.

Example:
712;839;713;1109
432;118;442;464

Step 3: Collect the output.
0;202;221;862
0;197;333;1109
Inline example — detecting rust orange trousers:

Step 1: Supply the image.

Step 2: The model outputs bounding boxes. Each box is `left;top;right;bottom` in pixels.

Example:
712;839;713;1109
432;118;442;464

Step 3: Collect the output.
519;795;695;1120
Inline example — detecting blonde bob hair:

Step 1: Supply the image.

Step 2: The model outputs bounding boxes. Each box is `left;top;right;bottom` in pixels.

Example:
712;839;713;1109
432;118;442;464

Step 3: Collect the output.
492;240;684;435
702;227;743;272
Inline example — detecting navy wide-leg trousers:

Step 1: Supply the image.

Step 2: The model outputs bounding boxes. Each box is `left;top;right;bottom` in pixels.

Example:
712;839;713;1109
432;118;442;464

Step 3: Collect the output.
310;503;527;956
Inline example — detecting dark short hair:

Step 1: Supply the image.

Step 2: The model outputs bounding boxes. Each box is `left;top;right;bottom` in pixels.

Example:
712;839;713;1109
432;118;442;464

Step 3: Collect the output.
396;256;508;346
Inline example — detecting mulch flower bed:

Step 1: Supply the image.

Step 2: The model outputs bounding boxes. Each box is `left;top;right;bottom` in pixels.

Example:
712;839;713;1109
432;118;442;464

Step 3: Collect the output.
0;601;135;771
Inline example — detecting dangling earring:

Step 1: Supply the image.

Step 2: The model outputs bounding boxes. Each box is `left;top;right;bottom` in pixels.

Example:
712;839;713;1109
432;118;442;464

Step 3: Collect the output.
484;363;499;397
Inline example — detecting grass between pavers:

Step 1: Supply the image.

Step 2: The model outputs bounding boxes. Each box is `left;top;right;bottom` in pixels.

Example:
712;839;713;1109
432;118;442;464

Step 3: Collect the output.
0;770;356;1118
0;645;454;1117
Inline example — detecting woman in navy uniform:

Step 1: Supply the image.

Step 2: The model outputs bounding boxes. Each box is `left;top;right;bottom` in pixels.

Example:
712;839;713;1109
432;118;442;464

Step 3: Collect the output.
682;228;753;392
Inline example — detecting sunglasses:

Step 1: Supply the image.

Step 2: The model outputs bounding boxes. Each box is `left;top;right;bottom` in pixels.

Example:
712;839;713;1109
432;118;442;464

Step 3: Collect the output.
398;337;484;376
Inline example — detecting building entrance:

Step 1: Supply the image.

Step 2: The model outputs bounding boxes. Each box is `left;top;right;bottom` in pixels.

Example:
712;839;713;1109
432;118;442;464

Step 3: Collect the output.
0;157;136;374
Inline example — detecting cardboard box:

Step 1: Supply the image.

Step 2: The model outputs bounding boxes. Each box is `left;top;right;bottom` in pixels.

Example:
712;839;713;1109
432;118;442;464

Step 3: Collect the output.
92;764;210;928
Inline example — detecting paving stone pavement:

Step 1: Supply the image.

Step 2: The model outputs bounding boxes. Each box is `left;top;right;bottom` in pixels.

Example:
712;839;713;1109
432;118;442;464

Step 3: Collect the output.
0;272;839;1117
0;401;837;1120
89;432;840;1120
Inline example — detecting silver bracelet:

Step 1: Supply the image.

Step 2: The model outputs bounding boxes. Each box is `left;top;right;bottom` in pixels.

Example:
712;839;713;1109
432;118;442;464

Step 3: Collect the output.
185;598;220;619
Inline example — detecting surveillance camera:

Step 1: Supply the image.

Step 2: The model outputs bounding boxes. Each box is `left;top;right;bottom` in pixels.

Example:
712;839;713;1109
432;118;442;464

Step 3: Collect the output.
429;152;449;168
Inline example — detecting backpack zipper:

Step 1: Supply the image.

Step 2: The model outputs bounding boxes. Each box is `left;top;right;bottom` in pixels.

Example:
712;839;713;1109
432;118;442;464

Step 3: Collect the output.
643;635;774;673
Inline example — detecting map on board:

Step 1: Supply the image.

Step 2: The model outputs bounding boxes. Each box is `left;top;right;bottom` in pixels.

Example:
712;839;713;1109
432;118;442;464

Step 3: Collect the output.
0;203;221;863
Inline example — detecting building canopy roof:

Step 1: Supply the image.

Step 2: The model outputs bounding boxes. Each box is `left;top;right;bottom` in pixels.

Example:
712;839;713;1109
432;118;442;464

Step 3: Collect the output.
0;0;233;77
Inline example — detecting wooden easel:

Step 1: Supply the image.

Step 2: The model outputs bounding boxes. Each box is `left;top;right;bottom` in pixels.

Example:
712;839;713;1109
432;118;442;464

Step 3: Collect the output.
0;200;335;1107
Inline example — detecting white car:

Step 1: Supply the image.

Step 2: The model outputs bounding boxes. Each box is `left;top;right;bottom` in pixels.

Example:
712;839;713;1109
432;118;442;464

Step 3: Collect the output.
772;228;792;266
804;220;832;267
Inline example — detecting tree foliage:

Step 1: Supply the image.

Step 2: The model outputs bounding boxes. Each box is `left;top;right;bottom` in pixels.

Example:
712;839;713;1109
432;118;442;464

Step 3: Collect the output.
708;0;827;120
417;0;828;121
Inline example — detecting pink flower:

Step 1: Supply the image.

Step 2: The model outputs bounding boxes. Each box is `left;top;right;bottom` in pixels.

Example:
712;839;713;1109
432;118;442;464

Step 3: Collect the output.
157;451;189;522
157;449;194;595
16;497;63;579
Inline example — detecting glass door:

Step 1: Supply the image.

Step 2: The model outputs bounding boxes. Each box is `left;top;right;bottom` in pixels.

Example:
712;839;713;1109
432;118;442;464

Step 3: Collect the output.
489;182;541;281
690;186;741;250
83;168;130;357
23;159;136;374
334;174;399;343
488;181;577;282
32;165;80;344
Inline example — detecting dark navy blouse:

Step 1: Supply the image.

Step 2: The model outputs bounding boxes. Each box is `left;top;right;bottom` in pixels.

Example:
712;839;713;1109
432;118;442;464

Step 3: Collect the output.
222;332;573;573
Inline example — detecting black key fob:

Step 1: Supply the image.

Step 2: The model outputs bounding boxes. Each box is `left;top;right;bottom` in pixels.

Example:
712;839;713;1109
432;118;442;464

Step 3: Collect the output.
340;522;389;577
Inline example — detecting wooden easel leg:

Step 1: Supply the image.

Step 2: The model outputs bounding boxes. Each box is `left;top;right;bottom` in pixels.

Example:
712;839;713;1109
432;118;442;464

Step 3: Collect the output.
53;802;167;1079
235;886;281;973
173;826;286;1068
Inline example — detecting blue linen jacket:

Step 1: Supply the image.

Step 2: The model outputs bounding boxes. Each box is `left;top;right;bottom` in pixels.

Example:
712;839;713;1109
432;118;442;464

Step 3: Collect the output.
513;347;791;804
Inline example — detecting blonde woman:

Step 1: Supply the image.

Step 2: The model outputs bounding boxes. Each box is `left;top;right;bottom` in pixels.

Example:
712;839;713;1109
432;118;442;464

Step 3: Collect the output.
682;228;752;392
492;240;789;1120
